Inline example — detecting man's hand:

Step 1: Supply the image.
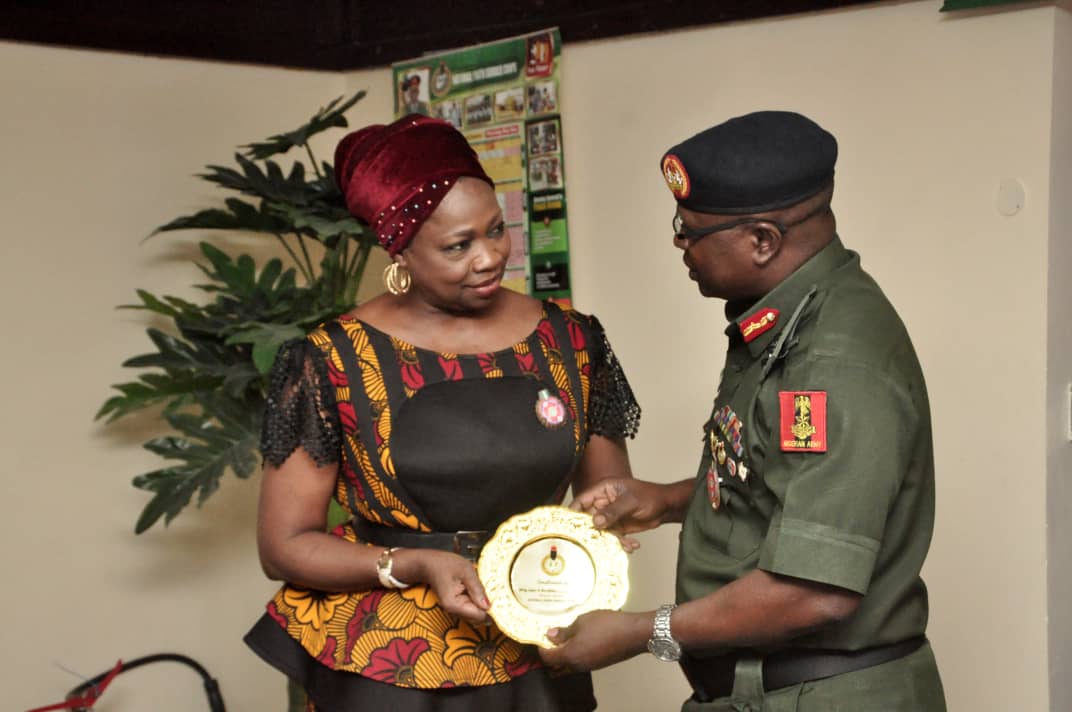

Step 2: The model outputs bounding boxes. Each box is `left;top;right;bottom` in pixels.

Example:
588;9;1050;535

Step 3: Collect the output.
570;478;676;534
538;610;651;672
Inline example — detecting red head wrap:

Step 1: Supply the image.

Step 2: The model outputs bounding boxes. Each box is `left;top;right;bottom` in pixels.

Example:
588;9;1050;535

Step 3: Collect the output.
334;114;494;255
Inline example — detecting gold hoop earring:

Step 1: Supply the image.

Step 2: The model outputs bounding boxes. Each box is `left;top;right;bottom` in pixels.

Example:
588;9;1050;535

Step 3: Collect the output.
383;262;411;295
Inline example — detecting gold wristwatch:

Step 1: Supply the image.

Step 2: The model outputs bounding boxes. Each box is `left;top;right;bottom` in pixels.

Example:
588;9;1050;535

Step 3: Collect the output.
375;547;410;589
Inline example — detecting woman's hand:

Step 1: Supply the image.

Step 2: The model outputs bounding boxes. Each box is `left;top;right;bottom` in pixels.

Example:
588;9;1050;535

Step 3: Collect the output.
396;549;491;624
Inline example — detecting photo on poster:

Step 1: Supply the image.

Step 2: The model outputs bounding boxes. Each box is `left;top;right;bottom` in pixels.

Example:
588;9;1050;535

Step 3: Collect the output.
434;100;463;128
495;87;526;122
530;192;568;255
533;258;571;294
527;119;560;157
529;156;564;192
527;80;558;115
525;32;555;78
464;93;494;127
398;67;431;116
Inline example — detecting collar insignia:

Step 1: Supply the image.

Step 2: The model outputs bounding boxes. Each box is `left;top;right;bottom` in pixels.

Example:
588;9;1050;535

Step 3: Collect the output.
740;308;779;343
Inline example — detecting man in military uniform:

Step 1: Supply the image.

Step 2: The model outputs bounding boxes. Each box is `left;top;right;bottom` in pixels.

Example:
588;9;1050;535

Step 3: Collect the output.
540;111;945;711
400;74;430;116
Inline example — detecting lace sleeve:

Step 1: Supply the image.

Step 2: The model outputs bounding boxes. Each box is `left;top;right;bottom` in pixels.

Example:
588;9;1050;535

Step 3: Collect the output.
259;338;342;468
587;316;641;440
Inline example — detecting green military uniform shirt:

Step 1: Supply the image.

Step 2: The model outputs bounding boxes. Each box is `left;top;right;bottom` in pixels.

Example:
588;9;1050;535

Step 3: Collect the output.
675;237;943;708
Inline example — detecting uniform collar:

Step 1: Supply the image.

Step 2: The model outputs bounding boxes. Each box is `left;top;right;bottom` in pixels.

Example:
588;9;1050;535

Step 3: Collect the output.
725;236;852;359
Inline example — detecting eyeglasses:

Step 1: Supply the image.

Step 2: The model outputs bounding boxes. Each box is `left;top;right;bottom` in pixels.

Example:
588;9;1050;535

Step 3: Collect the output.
672;213;784;243
672;200;831;244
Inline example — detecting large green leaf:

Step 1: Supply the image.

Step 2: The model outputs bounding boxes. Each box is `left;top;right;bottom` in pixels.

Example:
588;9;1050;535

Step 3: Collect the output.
226;322;305;374
131;395;260;533
96;372;222;422
243;92;366;160
121;289;182;319
199;243;257;296
199;154;315;206
120;292;205;320
269;202;367;242
153;198;289;235
124;328;230;373
132;468;209;534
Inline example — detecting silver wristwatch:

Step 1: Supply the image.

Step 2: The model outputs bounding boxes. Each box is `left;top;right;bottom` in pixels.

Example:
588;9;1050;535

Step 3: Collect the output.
647;604;682;662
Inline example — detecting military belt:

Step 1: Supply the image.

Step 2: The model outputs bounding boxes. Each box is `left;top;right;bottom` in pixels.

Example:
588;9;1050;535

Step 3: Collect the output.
680;635;926;701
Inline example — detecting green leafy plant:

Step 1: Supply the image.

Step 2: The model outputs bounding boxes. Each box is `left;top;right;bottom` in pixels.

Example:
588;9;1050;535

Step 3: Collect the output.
98;91;377;533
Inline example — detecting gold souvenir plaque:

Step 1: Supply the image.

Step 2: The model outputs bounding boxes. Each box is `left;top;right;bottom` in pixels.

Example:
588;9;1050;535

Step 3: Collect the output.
477;505;629;648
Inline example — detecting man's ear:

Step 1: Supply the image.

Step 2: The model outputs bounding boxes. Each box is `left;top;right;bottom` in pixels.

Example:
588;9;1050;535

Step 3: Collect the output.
751;223;784;267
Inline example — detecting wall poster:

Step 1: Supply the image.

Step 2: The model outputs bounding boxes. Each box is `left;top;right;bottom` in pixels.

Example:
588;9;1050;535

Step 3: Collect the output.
392;28;572;305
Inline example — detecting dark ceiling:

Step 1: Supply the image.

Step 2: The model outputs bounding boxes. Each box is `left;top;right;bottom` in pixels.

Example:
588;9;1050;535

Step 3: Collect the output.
3;1;878;70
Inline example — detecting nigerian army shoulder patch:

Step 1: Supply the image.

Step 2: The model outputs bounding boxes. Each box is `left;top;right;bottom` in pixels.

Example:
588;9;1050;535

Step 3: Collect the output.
779;391;827;453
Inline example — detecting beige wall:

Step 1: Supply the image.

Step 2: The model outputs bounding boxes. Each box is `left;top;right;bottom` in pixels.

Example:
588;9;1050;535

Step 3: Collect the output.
4;0;1069;710
0;41;389;710
1048;6;1072;712
561;2;1059;710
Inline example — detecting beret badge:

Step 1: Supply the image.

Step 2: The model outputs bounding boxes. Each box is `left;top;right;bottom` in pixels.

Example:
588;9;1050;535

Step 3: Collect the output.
662;154;691;200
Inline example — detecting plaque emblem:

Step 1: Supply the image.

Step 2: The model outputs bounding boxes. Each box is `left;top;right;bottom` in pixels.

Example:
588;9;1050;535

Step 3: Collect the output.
541;544;565;576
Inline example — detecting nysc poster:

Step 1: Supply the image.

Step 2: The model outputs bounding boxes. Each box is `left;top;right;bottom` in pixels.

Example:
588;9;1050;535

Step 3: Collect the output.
393;28;572;304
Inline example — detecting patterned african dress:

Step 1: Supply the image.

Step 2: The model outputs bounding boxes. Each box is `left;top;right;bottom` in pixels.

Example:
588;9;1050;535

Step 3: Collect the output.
245;301;640;712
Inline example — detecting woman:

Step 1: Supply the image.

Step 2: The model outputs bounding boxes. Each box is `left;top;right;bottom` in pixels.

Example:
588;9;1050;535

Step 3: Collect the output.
245;115;640;711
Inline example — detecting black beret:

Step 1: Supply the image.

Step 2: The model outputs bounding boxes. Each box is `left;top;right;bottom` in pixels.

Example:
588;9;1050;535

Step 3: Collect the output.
660;111;837;215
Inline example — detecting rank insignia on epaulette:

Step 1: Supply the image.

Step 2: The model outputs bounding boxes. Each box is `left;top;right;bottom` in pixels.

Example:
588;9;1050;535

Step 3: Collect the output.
740;308;779;343
779;391;827;452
